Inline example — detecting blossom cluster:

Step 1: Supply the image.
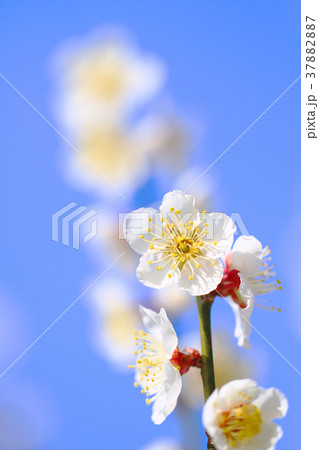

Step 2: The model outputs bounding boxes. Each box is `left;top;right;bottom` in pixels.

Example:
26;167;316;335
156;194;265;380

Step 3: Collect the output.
53;27;288;450
123;191;287;449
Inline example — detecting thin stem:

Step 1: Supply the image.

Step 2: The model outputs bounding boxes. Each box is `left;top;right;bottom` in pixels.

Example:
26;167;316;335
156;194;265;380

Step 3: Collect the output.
196;296;215;400
196;295;217;450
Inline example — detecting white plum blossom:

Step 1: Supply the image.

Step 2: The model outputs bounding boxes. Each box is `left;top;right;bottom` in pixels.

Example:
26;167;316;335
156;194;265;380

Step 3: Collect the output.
231;236;281;298
215;236;281;349
202;379;288;450
123;190;236;296
129;306;182;424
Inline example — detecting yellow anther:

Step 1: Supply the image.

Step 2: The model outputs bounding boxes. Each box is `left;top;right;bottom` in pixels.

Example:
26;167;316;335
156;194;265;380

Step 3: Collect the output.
161;217;164;222
157;266;162;271
202;210;206;214
170;207;175;211
196;263;201;269
146;228;151;232
176;209;181;214
152;237;157;241
168;273;172;278
149;244;154;250
134;382;139;387
140;235;144;239
278;286;282;291
204;223;209;227
211;261;216;266
189;275;194;281
146;398;151;405
213;240;217;245
148;217;152;222
147;261;153;264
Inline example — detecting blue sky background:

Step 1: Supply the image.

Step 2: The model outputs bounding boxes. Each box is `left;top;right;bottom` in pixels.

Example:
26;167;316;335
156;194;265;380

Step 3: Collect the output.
0;1;300;449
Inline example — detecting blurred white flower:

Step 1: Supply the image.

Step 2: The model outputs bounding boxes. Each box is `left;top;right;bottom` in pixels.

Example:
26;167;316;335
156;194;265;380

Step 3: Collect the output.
62;124;151;197
130;306;182;424
202;379;288;450
137;113;193;171
88;279;140;370
214;236;281;349
53;27;166;128
89;211;139;274
140;437;184;450
123;190;236;295
150;286;192;318
180;331;256;410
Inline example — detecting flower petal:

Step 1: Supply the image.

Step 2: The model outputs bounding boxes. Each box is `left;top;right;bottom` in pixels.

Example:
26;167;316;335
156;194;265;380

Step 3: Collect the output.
123;207;158;254
244;422;283;450
228;275;254;349
139;304;162;340
218;378;258;407
151;360;182;424
202;389;229;450
253;387;288;422
137;251;180;289
231;235;263;274
204;213;236;257
178;258;224;296
159;190;199;225
159;308;178;356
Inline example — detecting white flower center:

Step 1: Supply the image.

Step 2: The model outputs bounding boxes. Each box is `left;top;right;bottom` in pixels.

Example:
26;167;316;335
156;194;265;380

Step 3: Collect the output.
217;402;262;447
140;208;217;280
129;330;168;405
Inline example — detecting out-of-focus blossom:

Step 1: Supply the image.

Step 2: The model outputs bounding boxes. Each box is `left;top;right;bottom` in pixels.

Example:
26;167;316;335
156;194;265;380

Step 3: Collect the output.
123;190;236;295
88;280;140;370
202;379;288;450
62;125;151;196
212;236;281;349
53;28;166;128
150;286;192;318
89;211;139;274
180;331;256;410
140;437;184;450
137;113;193;171
130;306;182;424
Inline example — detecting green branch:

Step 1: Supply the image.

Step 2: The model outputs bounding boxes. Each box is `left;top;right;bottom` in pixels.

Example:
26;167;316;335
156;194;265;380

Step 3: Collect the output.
196;295;217;450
